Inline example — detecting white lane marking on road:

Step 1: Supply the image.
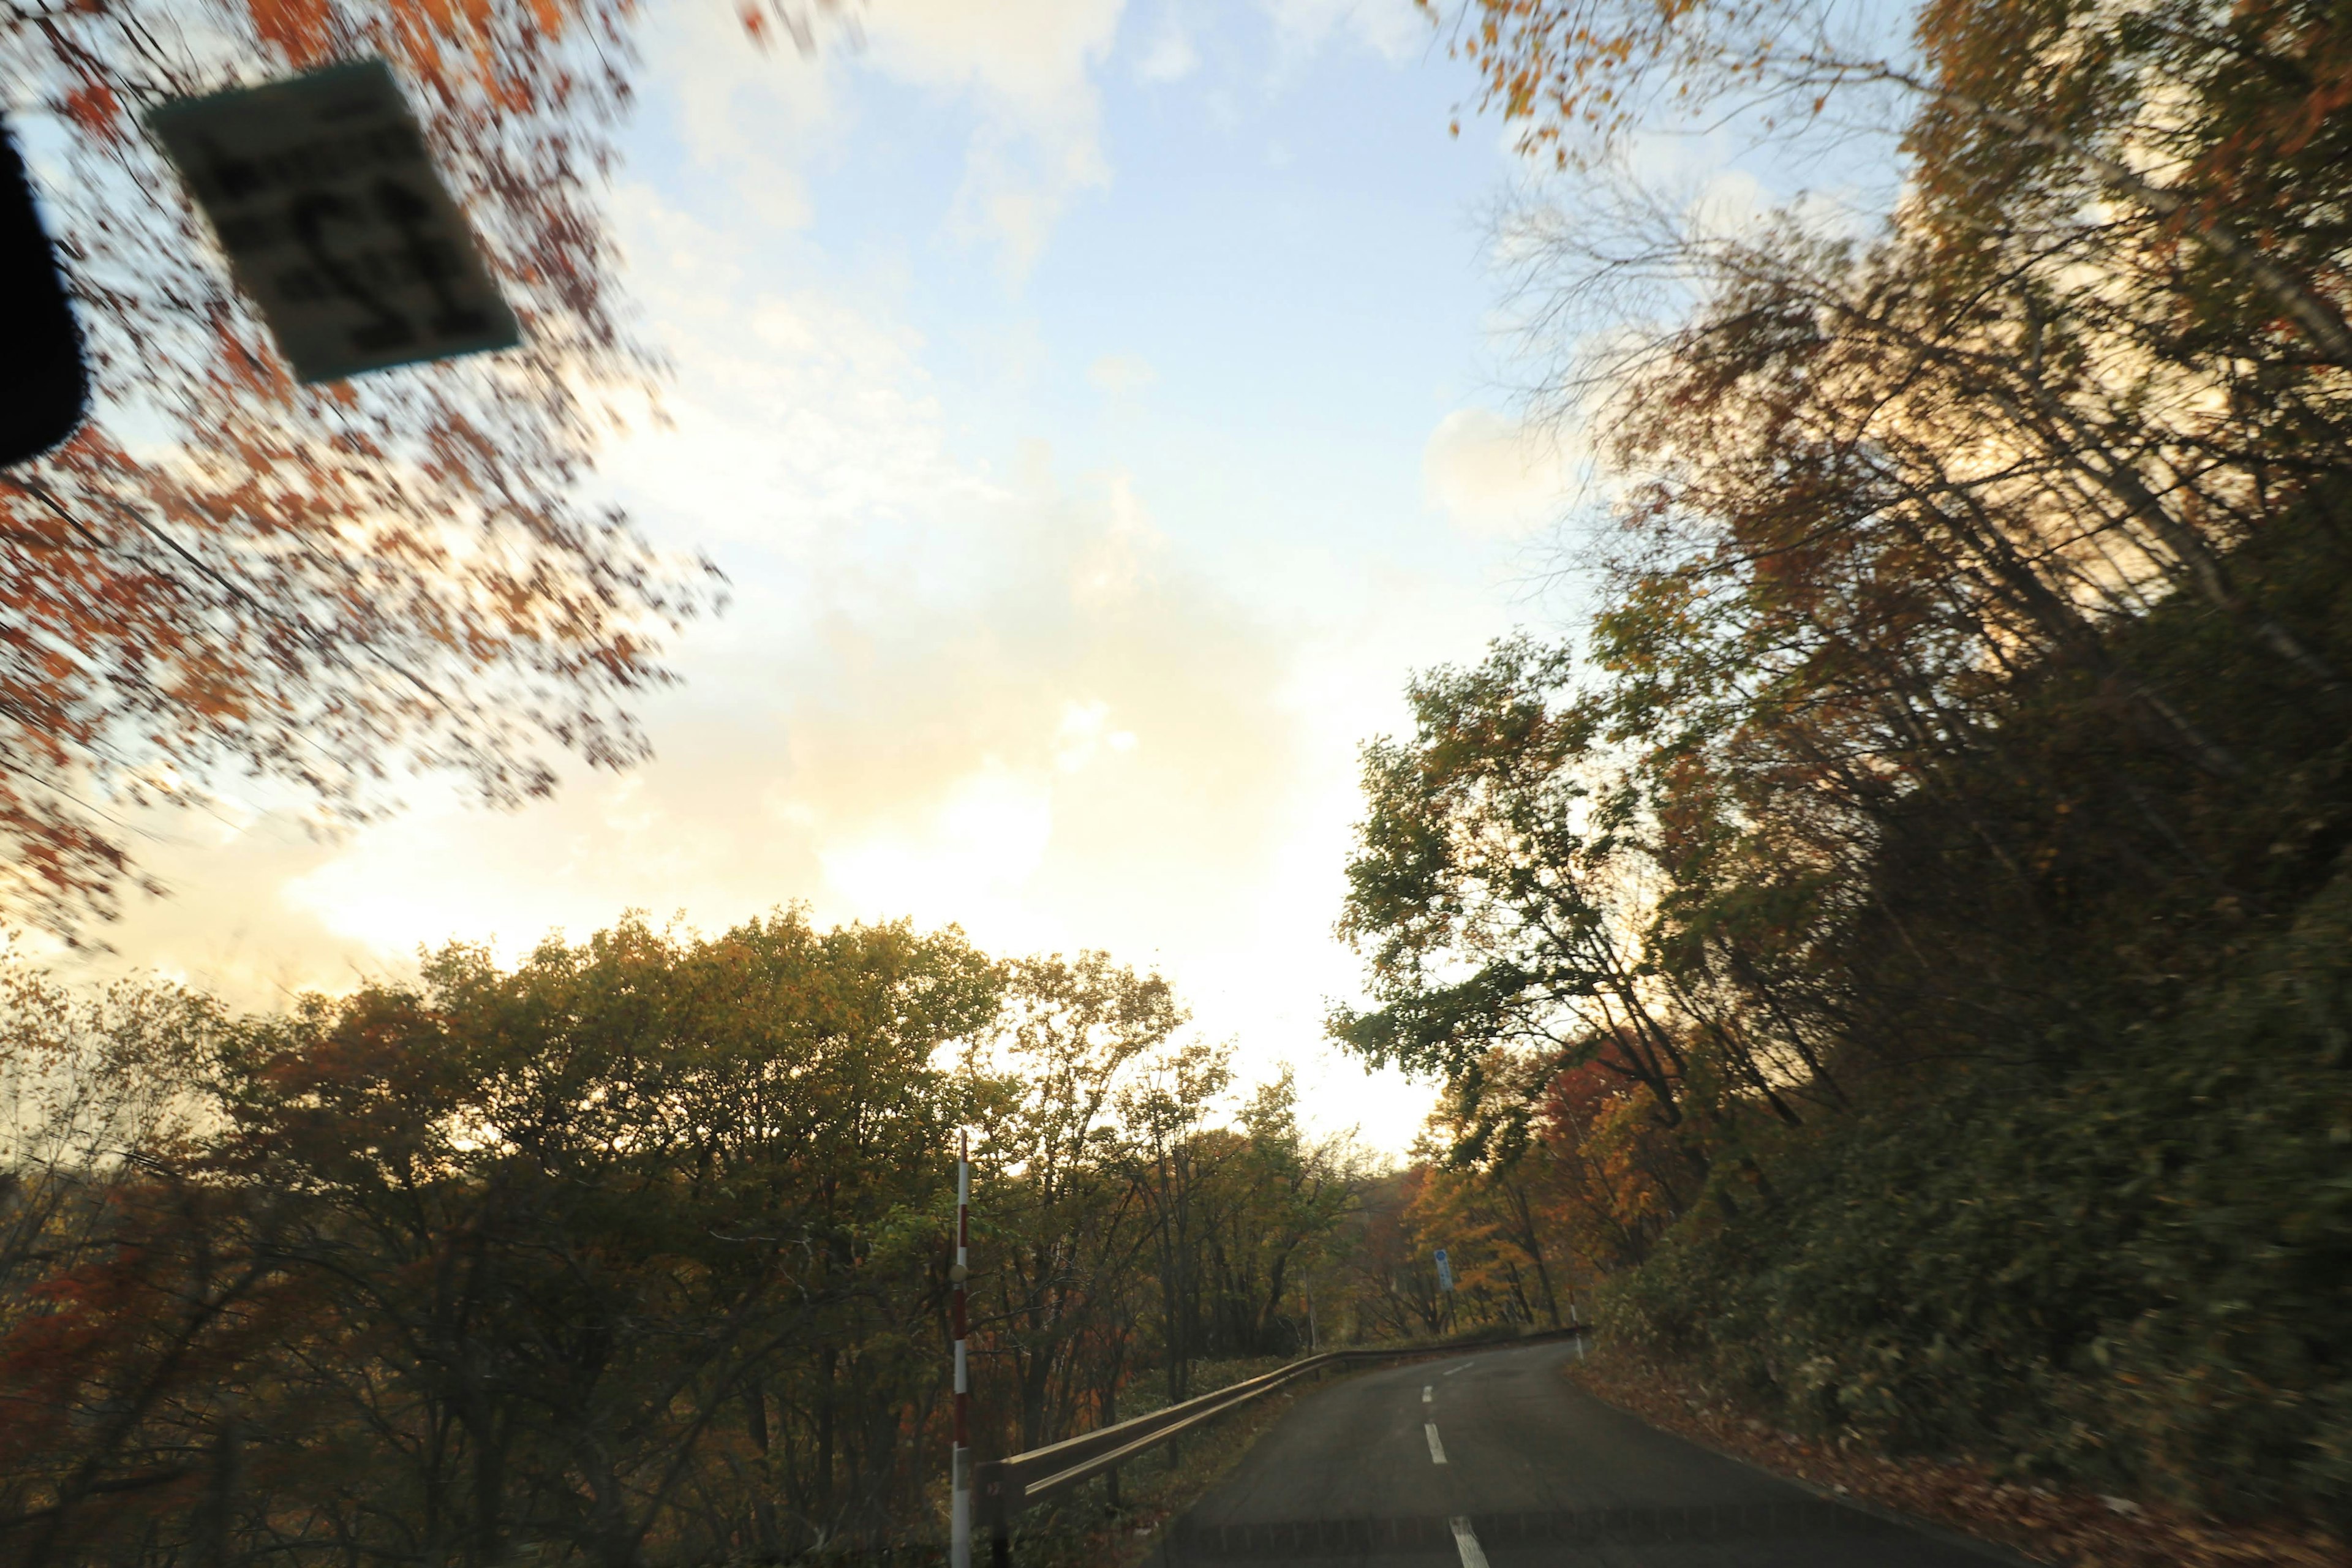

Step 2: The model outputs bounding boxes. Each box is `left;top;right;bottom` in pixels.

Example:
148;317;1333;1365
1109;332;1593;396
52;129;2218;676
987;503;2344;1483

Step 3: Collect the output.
1425;1422;1448;1464
1442;1360;1476;1377
1422;1384;1433;1404
1450;1515;1490;1568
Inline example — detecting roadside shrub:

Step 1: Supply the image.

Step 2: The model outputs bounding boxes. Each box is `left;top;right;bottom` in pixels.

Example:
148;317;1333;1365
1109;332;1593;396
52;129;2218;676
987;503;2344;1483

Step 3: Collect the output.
1601;875;2352;1526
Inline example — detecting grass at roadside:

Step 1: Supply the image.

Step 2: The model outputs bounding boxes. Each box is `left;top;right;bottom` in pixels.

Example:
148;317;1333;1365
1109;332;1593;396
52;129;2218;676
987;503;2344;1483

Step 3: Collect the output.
1566;1341;2351;1568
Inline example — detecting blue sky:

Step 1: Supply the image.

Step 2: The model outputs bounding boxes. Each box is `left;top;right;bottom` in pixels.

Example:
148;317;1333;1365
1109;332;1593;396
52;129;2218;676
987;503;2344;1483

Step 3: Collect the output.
93;0;1640;1153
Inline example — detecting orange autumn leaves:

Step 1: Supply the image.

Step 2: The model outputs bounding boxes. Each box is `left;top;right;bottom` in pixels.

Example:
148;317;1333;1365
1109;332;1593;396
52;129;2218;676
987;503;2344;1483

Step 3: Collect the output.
0;0;718;939
1420;0;1779;165
246;0;593;107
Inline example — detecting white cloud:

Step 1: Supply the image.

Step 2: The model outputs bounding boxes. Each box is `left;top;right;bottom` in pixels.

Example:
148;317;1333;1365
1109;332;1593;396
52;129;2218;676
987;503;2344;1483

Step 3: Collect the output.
1684;167;1772;239
236;456;1305;993
863;0;1127;276
1136;9;1200;81
637;0;1128;279
818;764;1057;932
640;0;840;229
1421;406;1578;538
1257;0;1425;63
1053;699;1138;772
1087;352;1158;396
600;184;987;548
99;167;1313;1061
865;0;1125;101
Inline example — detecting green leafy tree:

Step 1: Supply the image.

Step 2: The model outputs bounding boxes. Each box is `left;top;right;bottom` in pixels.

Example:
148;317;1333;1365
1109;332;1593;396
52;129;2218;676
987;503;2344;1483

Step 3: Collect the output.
969;952;1176;1452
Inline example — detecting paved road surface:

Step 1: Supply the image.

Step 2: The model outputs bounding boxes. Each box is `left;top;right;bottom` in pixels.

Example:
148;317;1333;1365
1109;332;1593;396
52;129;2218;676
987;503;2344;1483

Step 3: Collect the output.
1150;1340;2013;1567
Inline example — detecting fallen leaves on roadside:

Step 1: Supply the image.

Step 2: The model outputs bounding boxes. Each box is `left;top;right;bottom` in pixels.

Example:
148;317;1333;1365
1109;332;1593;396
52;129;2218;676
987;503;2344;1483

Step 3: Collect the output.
1567;1348;2351;1568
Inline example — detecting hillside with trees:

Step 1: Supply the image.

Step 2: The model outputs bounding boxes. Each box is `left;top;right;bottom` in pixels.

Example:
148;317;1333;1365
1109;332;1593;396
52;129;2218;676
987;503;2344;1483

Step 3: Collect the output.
1330;0;2352;1535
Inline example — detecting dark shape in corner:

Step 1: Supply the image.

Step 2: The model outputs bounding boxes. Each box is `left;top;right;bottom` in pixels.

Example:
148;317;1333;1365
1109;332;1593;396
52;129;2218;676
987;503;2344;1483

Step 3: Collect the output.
1;122;89;469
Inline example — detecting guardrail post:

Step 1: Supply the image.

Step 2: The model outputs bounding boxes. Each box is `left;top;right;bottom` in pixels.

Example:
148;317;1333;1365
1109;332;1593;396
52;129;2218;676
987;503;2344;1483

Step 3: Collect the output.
950;1135;973;1568
976;1460;1009;1568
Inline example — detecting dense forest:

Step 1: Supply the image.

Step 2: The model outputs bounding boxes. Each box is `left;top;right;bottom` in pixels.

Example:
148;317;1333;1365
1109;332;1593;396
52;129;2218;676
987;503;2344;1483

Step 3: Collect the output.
0;918;1580;1567
1331;0;2352;1536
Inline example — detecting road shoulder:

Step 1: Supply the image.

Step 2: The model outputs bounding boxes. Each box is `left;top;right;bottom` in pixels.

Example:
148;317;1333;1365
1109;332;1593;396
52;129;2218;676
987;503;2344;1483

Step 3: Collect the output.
1566;1344;2348;1568
1017;1366;1377;1568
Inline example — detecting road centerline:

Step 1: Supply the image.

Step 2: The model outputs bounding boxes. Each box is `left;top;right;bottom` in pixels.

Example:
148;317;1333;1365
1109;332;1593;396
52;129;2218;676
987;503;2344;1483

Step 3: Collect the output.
1162;1340;2019;1566
1422;1384;1433;1403
1442;1359;1476;1377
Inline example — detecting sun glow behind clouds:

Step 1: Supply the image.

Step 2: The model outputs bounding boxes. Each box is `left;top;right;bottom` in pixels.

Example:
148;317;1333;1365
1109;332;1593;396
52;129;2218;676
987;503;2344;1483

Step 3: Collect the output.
816;766;1055;938
1054;699;1139;771
809;702;1142;942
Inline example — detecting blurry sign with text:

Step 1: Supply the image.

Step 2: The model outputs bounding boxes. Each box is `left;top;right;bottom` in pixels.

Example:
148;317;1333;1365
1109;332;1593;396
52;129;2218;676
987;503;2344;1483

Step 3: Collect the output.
147;59;520;383
1434;1247;1453;1293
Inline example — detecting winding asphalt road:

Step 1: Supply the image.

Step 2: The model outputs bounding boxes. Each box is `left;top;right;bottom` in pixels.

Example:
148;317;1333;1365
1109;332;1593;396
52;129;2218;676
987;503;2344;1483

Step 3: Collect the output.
1148;1340;2016;1567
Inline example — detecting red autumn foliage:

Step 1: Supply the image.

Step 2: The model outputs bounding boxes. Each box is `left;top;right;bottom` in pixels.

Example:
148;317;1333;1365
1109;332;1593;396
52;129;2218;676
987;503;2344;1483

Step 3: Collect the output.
0;0;723;941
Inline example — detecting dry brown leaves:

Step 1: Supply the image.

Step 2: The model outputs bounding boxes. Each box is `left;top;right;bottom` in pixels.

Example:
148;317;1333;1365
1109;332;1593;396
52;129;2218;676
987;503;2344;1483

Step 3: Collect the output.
1567;1347;2350;1568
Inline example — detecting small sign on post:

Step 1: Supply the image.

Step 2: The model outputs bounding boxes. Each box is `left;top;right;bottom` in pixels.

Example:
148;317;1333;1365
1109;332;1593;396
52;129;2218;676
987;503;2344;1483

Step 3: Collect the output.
146;59;520;383
1434;1247;1454;1294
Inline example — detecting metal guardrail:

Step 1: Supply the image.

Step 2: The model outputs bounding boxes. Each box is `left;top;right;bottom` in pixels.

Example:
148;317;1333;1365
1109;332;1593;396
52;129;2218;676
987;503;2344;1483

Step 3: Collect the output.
974;1322;1591;1564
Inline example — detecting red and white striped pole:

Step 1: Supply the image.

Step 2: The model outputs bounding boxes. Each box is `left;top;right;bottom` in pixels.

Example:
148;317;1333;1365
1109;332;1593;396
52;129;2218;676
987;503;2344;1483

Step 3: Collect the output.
950;1131;973;1568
